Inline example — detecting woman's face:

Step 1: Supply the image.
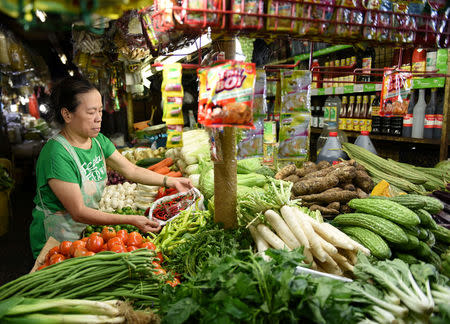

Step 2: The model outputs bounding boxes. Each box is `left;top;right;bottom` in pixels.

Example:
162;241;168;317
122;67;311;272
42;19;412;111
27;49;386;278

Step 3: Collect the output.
64;89;103;138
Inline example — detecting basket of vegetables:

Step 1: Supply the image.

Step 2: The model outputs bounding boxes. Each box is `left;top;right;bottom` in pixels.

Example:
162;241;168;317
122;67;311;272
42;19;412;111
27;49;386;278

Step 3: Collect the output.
149;188;204;225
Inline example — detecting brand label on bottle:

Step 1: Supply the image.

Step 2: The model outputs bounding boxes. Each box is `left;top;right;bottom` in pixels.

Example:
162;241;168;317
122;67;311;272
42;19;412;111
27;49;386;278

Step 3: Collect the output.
312;116;318;128
353;119;360;131
329;106;337;122
365;119;372;132
403;113;413;127
412;61;426;73
362;57;372;74
324;107;330;121
359;119;366;131
424;114;436;128
435;114;443;129
339;119;345;130
346;119;353;131
319;117;325;128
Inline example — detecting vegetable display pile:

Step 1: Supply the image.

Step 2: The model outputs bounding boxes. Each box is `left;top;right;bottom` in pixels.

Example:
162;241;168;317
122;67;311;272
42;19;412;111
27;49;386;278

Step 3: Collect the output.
159;248;365;324
0;297;159;324
332;195;450;270
250;205;370;277
150;209;211;260
151;191;196;222
121;146;166;164
343;143;447;193
0;165;13;191
99;182;136;212
0;250;175;310
40;228;162;269
106;169;130;186
276;160;374;217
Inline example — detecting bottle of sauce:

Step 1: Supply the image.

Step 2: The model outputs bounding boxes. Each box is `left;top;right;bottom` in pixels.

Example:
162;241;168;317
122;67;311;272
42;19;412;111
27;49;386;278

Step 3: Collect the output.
353;96;362;131
412;89;426;138
311;106;318;128
324;61;330;88
371;94;381;134
311;59;321;89
329;60;334;88
360;95;369;131
346;96;355;131
319;106;325;128
402;90;416;138
424;88;437;139
434;94;444;139
354;131;378;155
339;96;348;130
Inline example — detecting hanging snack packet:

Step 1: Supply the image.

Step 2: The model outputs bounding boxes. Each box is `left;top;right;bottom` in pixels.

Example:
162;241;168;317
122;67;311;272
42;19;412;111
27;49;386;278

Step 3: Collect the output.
197;61;256;128
253;69;267;116
237;118;264;159
197;67;209;125
181;0;223;27
166;124;183;148
298;0;334;36
363;0;380;40
392;1;413;43
280;70;311;114
140;7;171;55
332;0;364;38
162;63;184;125
278;113;310;161
230;0;264;29
378;0;393;41
267;1;298;32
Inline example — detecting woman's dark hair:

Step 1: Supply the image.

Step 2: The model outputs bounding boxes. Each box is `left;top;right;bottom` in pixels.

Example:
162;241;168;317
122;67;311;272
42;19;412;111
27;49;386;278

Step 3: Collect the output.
49;77;98;125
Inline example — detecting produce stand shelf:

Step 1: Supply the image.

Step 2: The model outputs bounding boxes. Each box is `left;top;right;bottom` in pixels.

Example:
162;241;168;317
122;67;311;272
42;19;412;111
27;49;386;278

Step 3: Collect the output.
310;127;442;145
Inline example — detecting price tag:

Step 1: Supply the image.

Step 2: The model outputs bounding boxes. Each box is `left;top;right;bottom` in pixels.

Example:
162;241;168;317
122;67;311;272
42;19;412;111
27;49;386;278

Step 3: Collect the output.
344;85;354;93
335;87;344;95
354;84;364;93
375;83;382;91
325;87;334;95
311;88;318;96
317;88;325;96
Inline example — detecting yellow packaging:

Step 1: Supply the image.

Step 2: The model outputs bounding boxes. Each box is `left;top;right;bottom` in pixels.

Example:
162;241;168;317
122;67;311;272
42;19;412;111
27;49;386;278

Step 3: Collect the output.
359;119;365;131
353;118;360;131
162;63;184;125
339;118;346;130
166;125;183;148
267;1;298;31
346;118;353;131
365;119;372;132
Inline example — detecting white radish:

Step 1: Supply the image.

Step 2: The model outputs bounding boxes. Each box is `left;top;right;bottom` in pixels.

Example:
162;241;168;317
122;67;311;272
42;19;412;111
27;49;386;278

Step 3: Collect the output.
280;206;310;249
339;248;358;265
256;224;291;250
294;208;327;262
307;218;354;250
264;210;300;250
315;234;338;256
331;253;354;272
249;225;270;254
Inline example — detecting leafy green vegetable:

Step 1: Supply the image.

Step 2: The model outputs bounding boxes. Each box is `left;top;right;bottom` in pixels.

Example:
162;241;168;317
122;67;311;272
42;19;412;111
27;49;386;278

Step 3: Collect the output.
237;158;262;174
159;248;364;324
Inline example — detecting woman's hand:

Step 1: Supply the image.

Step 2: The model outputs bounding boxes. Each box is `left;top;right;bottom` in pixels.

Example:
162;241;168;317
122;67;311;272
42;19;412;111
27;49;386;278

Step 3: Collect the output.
132;216;161;233
167;177;193;193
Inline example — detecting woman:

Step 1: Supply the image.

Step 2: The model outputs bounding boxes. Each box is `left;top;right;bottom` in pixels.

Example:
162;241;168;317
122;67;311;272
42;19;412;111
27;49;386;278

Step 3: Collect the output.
29;77;192;258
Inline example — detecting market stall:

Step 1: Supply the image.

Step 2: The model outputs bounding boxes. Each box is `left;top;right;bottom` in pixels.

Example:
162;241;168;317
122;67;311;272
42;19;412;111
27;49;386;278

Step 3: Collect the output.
1;1;450;323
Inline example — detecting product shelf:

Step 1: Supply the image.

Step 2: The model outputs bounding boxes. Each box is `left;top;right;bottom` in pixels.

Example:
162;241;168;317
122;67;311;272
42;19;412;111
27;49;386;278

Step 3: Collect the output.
310;127;441;145
152;0;450;48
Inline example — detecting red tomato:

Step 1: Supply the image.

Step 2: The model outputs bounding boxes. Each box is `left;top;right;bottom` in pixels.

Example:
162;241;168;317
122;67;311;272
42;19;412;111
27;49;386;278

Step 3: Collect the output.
152;267;167;276
86;235;104;253
90;232;101;237
59;241;72;257
73;247;90;257
100;243;108;252
107;237;124;250
85;251;95;256
69;240;86;257
127;232;143;247
37;264;47;271
81;237;89;243
116;230;128;243
110;244;127;253
166;277;181;287
49;253;65;265
127;246;139;252
139;242;156;250
155;251;164;264
101;227;116;242
152;261;162;269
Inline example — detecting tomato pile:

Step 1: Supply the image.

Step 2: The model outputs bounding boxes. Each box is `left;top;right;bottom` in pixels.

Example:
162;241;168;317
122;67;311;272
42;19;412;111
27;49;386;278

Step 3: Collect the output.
39;227;165;270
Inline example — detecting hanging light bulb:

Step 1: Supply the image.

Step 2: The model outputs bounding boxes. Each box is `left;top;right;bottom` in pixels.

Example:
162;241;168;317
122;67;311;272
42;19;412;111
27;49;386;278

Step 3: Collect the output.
36;10;47;22
59;54;67;65
68;70;74;76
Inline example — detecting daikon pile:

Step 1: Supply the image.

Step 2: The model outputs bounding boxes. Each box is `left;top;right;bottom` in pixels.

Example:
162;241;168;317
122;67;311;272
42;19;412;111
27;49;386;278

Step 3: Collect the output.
250;205;371;277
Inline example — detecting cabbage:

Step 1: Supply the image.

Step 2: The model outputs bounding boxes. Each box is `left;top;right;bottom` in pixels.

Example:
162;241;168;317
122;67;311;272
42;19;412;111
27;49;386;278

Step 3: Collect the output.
199;168;214;199
189;174;200;188
237;158;262;174
185;164;200;175
237;173;267;187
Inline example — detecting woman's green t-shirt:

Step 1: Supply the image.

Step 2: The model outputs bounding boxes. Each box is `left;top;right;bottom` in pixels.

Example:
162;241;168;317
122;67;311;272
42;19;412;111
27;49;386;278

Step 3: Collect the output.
33;133;116;211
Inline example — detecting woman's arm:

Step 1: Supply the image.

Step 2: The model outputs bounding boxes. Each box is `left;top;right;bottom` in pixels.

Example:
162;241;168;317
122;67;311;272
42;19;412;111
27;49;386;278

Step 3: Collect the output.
106;150;192;192
48;178;161;233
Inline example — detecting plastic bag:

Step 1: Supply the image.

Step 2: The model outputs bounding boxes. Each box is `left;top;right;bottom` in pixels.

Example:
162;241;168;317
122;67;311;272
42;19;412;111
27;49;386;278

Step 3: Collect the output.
332;0;364;38
197;60;256;128
362;0;380;40
298;0;334;36
392;0;414;43
267;1;298;32
280;70;311;113
278;113;310;161
149;188;204;225
253;69;267;116
237;118;264;159
230;0;264;29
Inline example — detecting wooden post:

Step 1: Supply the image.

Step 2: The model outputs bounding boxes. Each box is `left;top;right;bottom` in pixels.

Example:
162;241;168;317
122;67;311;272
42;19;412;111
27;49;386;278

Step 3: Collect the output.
213;36;238;229
127;93;134;140
440;49;450;161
